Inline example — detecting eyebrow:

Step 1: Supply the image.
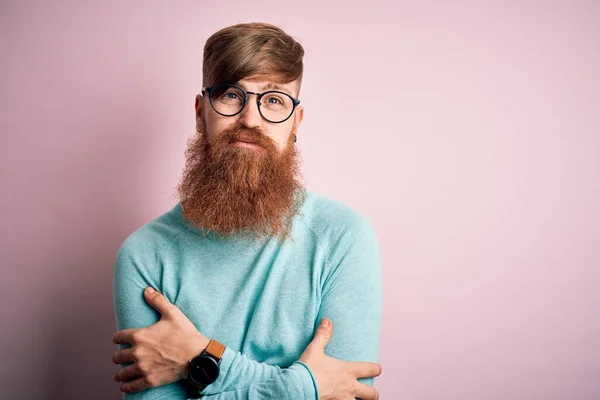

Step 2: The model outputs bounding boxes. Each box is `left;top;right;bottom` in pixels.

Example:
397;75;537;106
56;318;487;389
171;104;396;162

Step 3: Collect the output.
260;82;282;91
235;81;292;96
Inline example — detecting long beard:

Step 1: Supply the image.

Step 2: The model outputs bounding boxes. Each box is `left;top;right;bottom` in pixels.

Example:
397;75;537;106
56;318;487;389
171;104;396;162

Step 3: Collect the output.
177;119;305;241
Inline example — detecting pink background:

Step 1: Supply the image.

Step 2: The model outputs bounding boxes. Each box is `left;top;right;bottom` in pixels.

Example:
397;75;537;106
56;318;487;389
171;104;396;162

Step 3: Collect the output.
1;1;599;399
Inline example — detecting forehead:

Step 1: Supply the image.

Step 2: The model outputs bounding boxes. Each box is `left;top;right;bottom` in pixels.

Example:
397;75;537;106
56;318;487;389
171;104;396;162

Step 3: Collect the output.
236;76;298;96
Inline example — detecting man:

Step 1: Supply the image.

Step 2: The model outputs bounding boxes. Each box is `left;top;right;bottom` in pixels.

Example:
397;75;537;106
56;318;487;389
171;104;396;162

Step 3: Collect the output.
112;22;383;399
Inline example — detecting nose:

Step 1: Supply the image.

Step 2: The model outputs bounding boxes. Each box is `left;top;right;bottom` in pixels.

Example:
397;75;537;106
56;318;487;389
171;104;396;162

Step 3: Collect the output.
238;95;262;128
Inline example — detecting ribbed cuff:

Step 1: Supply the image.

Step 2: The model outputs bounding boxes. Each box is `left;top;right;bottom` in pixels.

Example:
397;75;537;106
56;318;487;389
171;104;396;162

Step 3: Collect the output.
198;346;236;396
289;361;320;400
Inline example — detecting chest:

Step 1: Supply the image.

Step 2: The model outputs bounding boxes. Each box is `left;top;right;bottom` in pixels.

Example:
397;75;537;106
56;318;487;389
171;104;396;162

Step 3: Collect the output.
161;238;325;365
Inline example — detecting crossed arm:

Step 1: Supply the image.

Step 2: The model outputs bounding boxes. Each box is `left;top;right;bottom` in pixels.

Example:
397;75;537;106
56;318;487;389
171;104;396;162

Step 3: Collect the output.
112;219;383;399
112;288;381;399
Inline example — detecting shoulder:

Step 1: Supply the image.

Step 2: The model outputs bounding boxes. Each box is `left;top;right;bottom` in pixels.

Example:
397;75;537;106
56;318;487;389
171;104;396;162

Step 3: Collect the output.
299;190;378;247
300;192;381;294
116;203;185;263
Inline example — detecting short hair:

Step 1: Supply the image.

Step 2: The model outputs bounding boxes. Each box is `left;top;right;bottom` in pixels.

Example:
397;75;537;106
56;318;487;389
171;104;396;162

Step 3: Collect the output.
202;22;304;94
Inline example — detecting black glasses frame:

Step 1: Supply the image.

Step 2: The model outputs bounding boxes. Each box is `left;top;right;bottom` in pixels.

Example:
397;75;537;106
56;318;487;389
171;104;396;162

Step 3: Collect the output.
202;84;301;124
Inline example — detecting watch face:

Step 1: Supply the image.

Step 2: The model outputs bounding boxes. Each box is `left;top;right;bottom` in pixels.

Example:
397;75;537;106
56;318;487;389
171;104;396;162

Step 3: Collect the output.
189;355;219;385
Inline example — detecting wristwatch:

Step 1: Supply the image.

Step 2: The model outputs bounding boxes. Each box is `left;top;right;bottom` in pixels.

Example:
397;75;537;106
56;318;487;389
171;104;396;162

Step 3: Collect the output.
185;339;226;398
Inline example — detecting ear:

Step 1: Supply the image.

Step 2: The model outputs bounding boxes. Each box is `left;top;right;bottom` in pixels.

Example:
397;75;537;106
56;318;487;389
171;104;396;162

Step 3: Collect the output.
292;105;304;135
195;94;204;131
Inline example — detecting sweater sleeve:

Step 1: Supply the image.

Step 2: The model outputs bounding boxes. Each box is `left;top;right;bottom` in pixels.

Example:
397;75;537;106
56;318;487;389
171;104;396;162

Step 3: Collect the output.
316;214;383;388
113;236;318;400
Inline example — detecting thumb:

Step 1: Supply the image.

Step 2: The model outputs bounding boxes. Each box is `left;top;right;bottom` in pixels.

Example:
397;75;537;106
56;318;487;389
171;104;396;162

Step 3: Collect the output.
143;287;173;317
310;318;333;351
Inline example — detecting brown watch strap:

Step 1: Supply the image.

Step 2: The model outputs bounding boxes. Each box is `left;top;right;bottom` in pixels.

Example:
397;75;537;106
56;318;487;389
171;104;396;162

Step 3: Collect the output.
205;339;225;360
185;339;226;398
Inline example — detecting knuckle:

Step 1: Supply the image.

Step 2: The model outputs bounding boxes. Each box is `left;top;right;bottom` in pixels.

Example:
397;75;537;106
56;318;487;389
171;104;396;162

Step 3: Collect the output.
344;363;354;374
131;331;141;343
121;368;133;381
131;348;142;361
316;329;330;339
138;361;148;373
149;376;161;387
142;375;155;387
347;380;356;396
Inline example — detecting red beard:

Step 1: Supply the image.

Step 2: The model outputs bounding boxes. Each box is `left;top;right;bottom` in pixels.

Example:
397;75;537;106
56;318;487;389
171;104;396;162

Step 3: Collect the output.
177;119;305;241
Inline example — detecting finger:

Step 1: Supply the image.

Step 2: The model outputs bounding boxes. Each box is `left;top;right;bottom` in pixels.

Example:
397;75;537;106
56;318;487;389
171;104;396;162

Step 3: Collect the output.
115;364;142;383
309;318;334;351
143;287;175;317
349;361;382;379
112;347;136;365
120;377;152;394
354;382;380;400
113;329;137;345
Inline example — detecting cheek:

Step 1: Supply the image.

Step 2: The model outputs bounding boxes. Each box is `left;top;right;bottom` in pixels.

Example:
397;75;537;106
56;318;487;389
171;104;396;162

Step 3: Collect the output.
271;127;293;150
204;118;225;140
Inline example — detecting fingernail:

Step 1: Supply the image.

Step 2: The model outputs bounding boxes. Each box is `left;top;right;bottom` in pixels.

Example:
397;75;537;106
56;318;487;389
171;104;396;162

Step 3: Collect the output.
146;287;155;294
321;318;330;327
113;374;120;382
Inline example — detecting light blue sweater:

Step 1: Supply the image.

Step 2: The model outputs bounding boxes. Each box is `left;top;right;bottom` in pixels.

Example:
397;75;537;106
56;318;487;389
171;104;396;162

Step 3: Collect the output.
113;191;382;399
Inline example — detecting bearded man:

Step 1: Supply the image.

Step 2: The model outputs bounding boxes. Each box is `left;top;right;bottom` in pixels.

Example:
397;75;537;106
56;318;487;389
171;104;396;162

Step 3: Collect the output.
112;22;383;400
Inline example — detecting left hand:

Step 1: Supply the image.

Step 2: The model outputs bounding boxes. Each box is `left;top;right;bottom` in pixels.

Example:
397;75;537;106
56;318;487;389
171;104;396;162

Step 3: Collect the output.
111;287;210;394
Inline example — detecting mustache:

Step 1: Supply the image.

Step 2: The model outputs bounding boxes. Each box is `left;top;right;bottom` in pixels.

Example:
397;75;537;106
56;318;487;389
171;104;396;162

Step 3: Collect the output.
217;124;278;153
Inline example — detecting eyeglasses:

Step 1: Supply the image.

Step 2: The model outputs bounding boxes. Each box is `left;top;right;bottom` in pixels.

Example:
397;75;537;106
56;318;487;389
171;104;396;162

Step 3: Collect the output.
202;84;301;124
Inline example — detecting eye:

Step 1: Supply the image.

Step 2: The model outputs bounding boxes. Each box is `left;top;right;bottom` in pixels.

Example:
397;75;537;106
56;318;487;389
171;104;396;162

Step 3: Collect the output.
263;94;285;105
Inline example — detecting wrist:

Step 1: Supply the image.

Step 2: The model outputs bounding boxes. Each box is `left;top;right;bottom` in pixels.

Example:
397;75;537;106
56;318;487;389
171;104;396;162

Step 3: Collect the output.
182;332;211;379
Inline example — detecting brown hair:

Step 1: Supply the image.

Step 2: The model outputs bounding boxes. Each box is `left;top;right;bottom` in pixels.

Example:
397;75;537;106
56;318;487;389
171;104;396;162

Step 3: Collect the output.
202;22;304;95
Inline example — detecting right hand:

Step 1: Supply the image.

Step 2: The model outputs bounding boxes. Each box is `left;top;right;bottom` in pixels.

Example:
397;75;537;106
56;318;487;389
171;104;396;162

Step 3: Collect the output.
299;318;382;400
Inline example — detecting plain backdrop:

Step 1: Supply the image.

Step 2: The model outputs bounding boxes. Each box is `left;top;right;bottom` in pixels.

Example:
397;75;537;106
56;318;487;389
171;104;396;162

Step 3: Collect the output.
1;1;599;399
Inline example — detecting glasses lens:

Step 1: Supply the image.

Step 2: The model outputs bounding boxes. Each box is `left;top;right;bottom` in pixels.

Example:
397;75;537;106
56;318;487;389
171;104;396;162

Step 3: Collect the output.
210;85;245;116
260;92;294;123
